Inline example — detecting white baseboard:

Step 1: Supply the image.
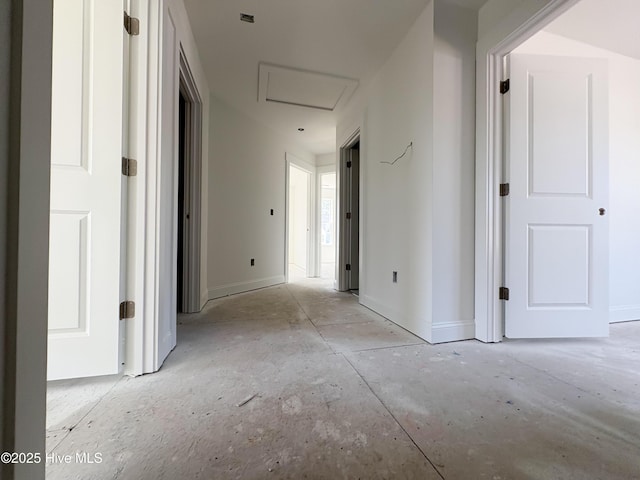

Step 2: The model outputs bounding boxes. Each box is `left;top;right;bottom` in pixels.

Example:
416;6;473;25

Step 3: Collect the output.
208;275;285;300
360;294;476;344
431;320;475;344
609;305;640;324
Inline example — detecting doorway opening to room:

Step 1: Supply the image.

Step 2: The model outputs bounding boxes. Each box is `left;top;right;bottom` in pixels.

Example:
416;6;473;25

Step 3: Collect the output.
319;171;337;280
177;55;204;314
178;91;187;312
338;134;360;294
477;0;640;341
287;162;313;281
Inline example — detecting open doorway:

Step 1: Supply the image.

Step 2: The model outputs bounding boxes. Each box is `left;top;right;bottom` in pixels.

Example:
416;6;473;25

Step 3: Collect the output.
176;54;204;314
178;91;187;312
509;4;640;331
477;0;640;341
319;171;337;279
338;135;360;293
287;163;312;281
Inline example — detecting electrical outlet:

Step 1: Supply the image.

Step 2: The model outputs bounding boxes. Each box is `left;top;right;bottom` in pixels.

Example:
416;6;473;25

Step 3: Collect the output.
392;271;398;283
251;258;255;266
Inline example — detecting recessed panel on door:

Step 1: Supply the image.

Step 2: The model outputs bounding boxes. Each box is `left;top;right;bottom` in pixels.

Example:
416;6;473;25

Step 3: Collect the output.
528;224;590;307
48;211;90;332
51;0;91;171
529;72;592;197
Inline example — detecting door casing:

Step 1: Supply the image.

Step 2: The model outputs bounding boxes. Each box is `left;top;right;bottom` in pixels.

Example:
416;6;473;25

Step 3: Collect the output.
337;130;361;292
178;51;203;314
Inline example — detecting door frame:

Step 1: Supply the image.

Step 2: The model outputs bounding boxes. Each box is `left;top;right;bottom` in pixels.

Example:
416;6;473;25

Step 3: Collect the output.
475;0;580;342
178;50;203;313
337;130;360;292
3;0;52;475
284;153;317;282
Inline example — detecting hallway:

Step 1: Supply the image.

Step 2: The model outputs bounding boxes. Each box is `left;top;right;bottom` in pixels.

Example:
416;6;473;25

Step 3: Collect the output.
47;280;640;479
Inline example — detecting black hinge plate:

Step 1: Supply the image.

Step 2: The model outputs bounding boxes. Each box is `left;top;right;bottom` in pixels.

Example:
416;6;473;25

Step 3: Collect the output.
346;161;352;168
499;287;510;301
346;264;351;271
500;183;510;197
346;212;352;220
500;79;510;94
124;12;140;36
120;301;135;319
122;157;138;177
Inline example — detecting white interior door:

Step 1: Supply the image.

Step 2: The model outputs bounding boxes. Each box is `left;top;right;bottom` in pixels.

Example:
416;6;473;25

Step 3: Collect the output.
505;54;609;338
48;0;126;379
288;164;310;277
157;3;179;368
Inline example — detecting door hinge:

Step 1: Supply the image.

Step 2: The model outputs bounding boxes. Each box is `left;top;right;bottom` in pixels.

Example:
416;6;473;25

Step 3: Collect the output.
499;183;510;197
346;212;352;220
119;301;135;320
124;12;140;36
346;264;351;271
499;287;510;301
346;161;352;168
122;157;138;177
500;79;510;94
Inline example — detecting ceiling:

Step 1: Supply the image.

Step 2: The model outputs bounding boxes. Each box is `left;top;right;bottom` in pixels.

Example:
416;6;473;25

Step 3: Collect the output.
183;0;486;155
545;0;640;60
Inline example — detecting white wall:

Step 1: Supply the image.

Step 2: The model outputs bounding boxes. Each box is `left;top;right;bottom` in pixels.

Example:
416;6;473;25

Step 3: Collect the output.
316;153;336;167
478;0;556;40
207;96;315;298
432;0;477;341
354;1;435;340
513;31;640;322
336;0;477;343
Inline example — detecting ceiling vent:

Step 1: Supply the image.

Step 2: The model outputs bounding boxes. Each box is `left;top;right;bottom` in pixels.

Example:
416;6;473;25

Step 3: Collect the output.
240;13;255;23
258;64;358;112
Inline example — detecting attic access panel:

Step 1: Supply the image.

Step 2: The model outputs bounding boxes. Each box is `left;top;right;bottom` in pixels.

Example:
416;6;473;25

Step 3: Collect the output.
258;63;358;111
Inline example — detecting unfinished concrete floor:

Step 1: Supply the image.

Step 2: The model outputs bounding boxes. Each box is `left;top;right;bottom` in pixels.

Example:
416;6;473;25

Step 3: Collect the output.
47;279;640;479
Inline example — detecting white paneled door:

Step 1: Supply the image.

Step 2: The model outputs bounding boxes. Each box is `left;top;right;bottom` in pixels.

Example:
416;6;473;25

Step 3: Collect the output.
48;0;127;379
505;54;609;338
